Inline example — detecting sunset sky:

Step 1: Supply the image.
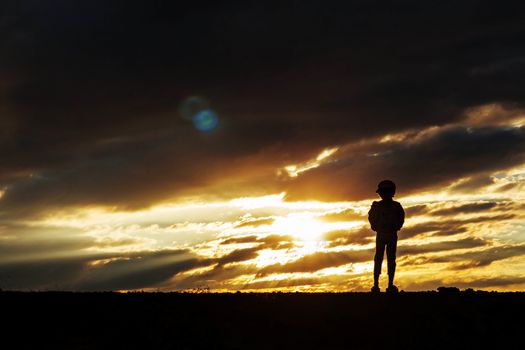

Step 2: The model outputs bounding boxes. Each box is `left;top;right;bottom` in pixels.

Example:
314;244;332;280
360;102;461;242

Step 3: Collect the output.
1;1;525;292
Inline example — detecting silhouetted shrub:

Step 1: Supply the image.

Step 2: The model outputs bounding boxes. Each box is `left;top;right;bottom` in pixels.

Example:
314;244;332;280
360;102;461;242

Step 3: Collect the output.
437;286;460;294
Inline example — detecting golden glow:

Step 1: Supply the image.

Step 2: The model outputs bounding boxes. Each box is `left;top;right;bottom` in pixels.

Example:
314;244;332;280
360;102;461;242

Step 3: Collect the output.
271;215;326;241
464;103;525;127
253;249;301;267
283;147;339;177
230;192;287;209
379;131;411;143
7;185;525;292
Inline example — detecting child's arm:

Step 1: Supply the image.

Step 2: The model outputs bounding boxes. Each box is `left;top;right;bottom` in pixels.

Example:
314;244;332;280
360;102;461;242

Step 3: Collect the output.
397;203;405;230
368;201;379;232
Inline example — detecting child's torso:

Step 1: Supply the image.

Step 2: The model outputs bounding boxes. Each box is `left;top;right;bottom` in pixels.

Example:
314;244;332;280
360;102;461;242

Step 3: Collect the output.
374;200;401;233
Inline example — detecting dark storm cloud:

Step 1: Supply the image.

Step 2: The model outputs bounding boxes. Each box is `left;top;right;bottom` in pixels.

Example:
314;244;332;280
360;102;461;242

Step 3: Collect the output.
76;249;204;291
448;175;496;193
425;244;525;268
0;256;92;290
397;238;488;256
429;202;499;216
201;238;293;269
257;234;295;250
257;249;372;276
214;247;261;266
164;262;261;290
0;229;296;291
323;227;372;246
0;223;138;262
0;1;525;216
0;131;285;218
399;243;525;272
0;234;92;259
220;235;261;245
496;182;521;192
400;222;468;239
402;200;522;219
404;204;429;217
0;248;205;291
400;213;516;239
286;126;525;201
398;200;522;222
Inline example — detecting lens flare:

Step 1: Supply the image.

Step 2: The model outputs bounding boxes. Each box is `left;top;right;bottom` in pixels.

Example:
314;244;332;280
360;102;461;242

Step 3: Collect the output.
179;96;208;121
179;96;220;132
193;109;219;132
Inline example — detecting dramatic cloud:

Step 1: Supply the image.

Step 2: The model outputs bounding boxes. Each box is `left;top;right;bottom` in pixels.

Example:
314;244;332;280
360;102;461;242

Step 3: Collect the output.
76;250;203;291
400;214;515;239
400;213;517;239
1;1;525;291
234;218;275;228
257;249;372;277
323;227;372;246
213;247;261;266
404;205;430;217
220;234;294;249
425;244;525;268
430;202;499;216
1;2;525;215
285;126;525;201
319;209;364;222
448;175;497;193
398;238;488;256
0;248;202;291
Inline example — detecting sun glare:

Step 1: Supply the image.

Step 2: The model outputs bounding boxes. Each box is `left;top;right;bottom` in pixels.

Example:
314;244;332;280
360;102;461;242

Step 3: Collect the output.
271;214;327;241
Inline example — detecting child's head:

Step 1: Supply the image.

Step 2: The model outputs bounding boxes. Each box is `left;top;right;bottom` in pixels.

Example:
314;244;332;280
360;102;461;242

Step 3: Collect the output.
376;180;396;199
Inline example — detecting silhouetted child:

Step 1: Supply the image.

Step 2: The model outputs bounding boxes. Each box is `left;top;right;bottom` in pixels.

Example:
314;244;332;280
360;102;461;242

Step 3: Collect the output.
368;180;405;293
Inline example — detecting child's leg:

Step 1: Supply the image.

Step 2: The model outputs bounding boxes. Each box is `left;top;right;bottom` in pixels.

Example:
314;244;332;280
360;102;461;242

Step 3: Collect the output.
386;235;398;287
374;235;386;286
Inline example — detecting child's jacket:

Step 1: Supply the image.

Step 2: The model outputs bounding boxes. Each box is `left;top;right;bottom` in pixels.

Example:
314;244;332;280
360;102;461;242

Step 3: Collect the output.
368;200;405;234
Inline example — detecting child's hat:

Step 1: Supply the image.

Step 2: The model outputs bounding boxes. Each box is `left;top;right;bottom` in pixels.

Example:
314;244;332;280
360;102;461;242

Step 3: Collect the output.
376;180;396;193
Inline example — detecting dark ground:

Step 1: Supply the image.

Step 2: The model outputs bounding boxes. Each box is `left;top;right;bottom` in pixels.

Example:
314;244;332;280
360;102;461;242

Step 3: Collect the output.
1;290;523;349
